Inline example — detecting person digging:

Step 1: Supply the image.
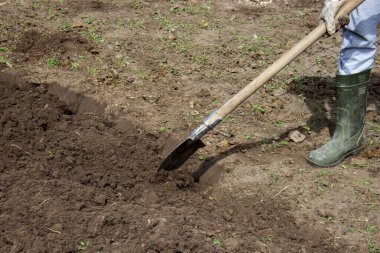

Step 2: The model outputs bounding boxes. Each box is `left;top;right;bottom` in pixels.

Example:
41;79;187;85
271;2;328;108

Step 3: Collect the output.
159;0;368;172
307;0;378;167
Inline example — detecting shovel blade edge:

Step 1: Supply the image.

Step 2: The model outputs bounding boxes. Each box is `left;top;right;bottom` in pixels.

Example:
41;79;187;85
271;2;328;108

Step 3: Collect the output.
159;138;206;171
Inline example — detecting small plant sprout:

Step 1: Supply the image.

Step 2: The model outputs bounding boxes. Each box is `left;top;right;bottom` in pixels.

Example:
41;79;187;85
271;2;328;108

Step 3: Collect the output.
159;126;167;133
47;57;60;68
318;170;328;177
316;180;328;191
198;154;205;161
298;93;306;101
47;150;54;158
243;133;252;139
366;225;378;235
264;235;273;242
316;55;323;68
115;19;125;27
325;216;333;223
251;104;266;114
303;126;312;134
299;167;307;174
198;19;209;29
80;27;103;43
70;62;79;70
366;238;379;253
212;238;221;246
59;20;72;31
0;56;12;67
273;121;285;127
362;179;371;187
89;67;99;77
268;172;279;183
77;240;89;251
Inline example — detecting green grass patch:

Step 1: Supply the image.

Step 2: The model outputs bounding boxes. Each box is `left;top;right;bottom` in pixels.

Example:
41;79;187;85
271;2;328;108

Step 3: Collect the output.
47;57;60;68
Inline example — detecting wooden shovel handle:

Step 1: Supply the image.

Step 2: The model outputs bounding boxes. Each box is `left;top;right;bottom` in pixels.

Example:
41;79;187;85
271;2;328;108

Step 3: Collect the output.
214;0;365;121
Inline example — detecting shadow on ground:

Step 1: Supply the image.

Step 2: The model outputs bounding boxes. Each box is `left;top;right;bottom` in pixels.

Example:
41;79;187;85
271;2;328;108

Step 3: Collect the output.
194;73;380;180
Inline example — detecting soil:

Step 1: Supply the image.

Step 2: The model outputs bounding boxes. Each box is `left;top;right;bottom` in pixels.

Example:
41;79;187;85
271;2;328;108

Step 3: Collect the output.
1;0;379;252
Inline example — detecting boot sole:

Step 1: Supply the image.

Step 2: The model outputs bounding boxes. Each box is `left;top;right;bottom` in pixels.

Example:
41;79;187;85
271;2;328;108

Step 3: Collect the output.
307;145;364;168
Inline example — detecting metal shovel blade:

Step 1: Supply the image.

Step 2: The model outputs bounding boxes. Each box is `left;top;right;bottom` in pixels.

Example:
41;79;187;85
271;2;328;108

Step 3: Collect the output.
159;138;206;171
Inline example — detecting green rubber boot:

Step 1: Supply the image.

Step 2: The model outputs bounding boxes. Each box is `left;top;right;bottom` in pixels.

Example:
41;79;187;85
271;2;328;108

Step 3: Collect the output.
307;69;370;167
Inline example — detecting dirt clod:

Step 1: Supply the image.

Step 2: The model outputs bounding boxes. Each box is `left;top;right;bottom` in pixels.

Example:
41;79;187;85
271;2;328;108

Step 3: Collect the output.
289;130;306;143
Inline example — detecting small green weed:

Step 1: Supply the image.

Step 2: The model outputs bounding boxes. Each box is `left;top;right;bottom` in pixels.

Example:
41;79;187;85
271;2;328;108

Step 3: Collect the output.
273;121;285;127
70;62;79;70
32;2;42;9
0;56;12;67
159;126;167;133
366;238;379;253
303;126;312;134
316;180;328;191
243;133;252;139
316;55;323;68
367;225;378;235
80;28;103;43
264;235;273;242
127;19;146;30
89;67;99;77
362;179;371;187
131;0;144;9
318;170;328;177
268;172;279;183
299;167;307;174
137;68;150;80
115;19;125;27
212;238;220;246
47;150;54;158
59;20;72;31
77;240;89;251
251;104;266;114
198;19;209;29
325;216;333;223
78;55;88;61
264;82;278;93
47;57;60;68
185;111;200;124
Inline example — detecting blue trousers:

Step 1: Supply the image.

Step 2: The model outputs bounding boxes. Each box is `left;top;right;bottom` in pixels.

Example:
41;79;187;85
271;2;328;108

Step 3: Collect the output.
338;0;380;75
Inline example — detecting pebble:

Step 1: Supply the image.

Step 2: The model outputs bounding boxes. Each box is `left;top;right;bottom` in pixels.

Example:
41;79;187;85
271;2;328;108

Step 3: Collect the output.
367;103;376;112
273;87;286;97
94;193;107;206
168;34;177;41
216;139;229;148
72;18;84;28
223;212;233;222
289;130;306;143
224;238;239;251
126;77;135;83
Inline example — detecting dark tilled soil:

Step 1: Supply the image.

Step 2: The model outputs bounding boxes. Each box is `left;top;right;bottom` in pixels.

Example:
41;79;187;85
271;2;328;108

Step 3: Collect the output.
0;72;351;253
1;0;379;252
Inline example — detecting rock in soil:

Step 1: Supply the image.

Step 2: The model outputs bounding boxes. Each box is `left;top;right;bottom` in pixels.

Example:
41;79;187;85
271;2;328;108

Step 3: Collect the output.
289;130;306;143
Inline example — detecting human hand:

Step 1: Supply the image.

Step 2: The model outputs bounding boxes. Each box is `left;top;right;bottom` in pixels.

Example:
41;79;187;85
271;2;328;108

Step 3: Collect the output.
319;0;349;35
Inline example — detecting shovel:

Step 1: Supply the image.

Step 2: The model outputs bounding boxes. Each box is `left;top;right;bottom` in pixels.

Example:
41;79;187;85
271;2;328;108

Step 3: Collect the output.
159;0;365;171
